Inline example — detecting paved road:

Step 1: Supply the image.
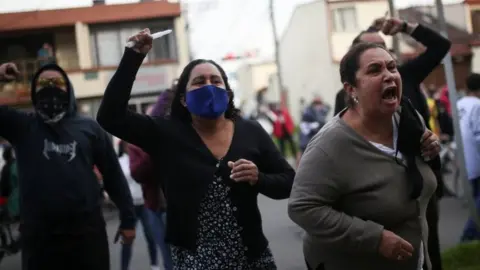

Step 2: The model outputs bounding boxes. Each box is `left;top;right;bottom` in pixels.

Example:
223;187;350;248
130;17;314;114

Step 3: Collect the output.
1;195;470;270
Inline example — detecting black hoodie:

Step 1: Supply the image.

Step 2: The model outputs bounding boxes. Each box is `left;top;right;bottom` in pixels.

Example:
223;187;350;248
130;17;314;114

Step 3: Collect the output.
0;63;135;233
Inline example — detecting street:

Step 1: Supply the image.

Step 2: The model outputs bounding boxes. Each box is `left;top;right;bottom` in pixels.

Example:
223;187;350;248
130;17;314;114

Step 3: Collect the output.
1;195;470;270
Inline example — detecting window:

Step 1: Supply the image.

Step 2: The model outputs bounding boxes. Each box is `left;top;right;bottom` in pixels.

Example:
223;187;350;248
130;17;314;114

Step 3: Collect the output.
472;10;480;34
90;20;177;67
332;7;358;32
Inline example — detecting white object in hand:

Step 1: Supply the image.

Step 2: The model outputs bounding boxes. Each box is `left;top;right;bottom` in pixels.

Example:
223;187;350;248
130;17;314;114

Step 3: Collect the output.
126;29;173;48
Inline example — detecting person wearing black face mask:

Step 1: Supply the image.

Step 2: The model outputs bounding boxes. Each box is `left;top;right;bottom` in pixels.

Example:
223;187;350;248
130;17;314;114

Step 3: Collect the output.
97;28;295;269
0;62;136;270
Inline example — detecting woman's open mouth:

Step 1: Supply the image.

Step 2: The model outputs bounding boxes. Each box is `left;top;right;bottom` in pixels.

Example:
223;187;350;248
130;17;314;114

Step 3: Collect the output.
381;86;398;102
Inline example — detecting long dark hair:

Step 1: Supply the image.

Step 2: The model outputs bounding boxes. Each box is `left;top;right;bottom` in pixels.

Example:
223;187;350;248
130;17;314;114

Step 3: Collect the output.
170;59;239;122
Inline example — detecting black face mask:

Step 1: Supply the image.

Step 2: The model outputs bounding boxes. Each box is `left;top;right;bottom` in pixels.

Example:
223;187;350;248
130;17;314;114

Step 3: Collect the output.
35;87;69;122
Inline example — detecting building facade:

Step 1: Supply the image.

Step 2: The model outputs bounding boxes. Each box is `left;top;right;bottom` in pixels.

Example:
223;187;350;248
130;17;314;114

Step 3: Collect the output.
0;0;190;118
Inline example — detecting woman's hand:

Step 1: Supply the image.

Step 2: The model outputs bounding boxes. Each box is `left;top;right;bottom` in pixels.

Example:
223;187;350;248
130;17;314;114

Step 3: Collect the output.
421;130;441;161
228;159;259;185
378;230;414;261
127;28;153;55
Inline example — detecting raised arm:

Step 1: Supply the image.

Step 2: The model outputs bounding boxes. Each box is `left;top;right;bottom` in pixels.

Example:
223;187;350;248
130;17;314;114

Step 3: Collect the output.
0;63;31;143
398;23;451;84
254;122;295;199
288;142;383;254
96;47;159;149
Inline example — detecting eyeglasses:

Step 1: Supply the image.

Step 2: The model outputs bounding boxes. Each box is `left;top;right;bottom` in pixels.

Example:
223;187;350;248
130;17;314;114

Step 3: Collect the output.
36;77;67;89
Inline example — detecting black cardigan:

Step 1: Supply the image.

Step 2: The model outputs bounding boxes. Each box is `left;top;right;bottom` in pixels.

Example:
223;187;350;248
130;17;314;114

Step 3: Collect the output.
97;48;295;259
333;24;452;119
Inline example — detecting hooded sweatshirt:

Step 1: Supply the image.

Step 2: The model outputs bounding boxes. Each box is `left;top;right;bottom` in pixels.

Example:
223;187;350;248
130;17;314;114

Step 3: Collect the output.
0;63;135;233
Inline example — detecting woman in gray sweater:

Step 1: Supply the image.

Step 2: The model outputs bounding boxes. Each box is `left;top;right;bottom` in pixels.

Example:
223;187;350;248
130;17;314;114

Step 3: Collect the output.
288;42;441;270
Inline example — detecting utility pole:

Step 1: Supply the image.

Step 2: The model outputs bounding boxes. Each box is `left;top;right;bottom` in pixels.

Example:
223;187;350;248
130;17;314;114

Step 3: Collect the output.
435;0;480;229
269;0;287;107
387;0;401;60
179;0;194;61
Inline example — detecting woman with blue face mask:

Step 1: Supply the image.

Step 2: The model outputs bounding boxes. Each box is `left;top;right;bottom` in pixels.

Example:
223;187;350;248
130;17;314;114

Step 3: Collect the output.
97;29;295;269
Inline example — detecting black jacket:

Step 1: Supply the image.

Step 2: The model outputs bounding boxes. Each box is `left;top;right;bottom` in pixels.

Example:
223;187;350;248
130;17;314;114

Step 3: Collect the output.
333;24;452;124
97;48;295;259
0;64;135;234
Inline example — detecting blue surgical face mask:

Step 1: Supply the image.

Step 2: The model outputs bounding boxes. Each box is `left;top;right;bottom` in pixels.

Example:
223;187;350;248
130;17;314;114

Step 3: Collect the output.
186;85;229;119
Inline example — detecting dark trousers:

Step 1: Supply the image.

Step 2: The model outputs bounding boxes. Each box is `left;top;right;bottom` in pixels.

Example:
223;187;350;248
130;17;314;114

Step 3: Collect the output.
21;212;109;270
425;195;442;270
279;133;297;157
121;205;158;270
461;176;480;242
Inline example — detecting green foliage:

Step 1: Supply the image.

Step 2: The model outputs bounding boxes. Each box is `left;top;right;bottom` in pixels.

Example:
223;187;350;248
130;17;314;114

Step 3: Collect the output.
442;241;480;270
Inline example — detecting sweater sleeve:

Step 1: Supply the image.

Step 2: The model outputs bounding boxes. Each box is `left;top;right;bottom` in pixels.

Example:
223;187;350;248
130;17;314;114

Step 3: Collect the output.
0;106;31;144
398;24;451;85
93;123;135;230
96;48;166;151
288;143;384;255
254;122;295;199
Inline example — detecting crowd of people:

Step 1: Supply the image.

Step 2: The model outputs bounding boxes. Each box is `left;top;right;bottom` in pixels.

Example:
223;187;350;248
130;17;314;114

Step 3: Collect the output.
0;13;478;270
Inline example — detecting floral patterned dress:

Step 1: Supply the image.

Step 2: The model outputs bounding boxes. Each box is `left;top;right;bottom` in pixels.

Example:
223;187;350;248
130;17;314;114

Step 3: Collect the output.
171;161;277;270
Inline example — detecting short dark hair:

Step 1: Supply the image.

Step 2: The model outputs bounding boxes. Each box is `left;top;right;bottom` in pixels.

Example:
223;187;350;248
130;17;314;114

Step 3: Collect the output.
170;59;239;122
466;73;480;92
340;42;390;106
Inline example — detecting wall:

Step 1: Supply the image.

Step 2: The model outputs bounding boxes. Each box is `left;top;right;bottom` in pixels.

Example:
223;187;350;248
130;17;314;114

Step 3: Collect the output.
75;22;93;69
422;59;472;91
236;62;277;105
414;4;468;30
279;1;341;123
174;15;191;72
472;46;480;72
67;62;180;98
54;28;80;70
329;0;392;61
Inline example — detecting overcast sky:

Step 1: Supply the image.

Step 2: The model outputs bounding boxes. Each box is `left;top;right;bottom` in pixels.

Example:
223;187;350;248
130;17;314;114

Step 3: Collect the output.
0;0;463;59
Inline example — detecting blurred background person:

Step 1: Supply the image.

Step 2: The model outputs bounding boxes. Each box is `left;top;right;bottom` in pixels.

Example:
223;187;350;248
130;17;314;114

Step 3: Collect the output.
457;73;480;242
299;96;330;155
117;140;159;270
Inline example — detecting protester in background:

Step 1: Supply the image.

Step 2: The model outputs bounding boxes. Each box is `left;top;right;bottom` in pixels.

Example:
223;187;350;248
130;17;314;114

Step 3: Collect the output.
129;90;175;270
97;28;295;269
299;97;330;154
0;62;136;270
425;84;442;136
439;86;452;116
272;103;297;158
333;16;450;270
37;43;55;67
424;84;454;142
289;42;441;270
0;145;18;220
118;140;159;270
457;73;480;242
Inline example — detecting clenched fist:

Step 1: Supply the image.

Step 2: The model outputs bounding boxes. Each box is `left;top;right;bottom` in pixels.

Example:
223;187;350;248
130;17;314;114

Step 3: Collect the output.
127;28;153;55
0;62;19;82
